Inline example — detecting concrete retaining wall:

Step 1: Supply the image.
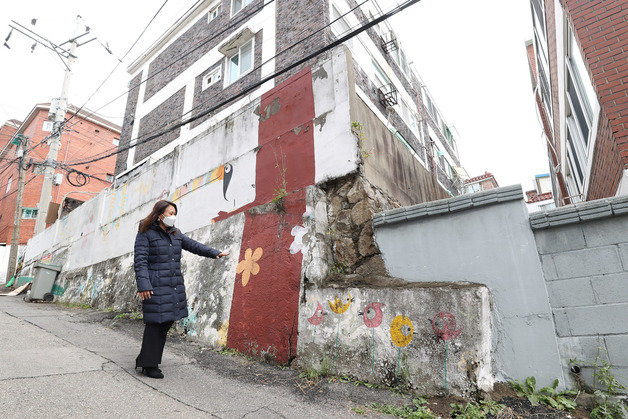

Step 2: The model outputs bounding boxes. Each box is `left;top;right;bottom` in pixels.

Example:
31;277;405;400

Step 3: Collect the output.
374;186;628;391
373;185;565;388
296;284;492;395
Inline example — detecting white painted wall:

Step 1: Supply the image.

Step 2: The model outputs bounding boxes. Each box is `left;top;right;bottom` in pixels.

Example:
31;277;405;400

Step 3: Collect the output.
24;48;358;278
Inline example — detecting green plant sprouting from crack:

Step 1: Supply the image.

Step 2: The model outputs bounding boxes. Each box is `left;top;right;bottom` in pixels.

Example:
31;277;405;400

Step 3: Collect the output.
272;149;288;209
509;377;577;411
351;121;373;160
591;339;626;419
450;400;506;418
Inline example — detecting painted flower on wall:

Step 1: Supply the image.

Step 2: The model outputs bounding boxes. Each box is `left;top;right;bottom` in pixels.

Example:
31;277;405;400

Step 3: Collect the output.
328;293;354;314
307;301;325;325
289;225;307;254
431;312;462;341
390;315;414;347
359;302;385;328
236;247;263;287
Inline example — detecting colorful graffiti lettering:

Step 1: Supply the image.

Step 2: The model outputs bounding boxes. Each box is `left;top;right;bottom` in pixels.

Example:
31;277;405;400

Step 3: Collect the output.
236;247;263;286
432;312;462;391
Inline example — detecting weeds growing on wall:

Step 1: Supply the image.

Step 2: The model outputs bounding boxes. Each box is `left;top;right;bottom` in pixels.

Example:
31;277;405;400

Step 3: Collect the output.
351;121;373;160
509;377;577;411
591;339;626;419
272;151;288;209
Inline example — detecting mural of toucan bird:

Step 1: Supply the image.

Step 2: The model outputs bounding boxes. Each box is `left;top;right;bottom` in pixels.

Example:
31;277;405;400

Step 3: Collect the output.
307;301;325;325
208;163;233;200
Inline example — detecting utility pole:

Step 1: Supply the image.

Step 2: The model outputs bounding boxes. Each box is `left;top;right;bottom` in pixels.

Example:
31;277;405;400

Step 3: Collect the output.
33;17;81;235
5;136;29;283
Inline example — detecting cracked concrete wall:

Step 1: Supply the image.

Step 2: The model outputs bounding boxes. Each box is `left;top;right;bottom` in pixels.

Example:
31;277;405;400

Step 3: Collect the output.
374;190;566;389
21;48;360;359
294;180;493;396
532;208;628;392
296;284;492;396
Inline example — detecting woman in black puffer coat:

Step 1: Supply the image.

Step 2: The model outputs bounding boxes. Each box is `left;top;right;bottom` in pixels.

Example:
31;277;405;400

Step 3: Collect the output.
134;200;228;378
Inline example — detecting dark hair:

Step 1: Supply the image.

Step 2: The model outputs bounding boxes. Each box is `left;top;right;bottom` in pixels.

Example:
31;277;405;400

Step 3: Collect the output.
139;200;178;233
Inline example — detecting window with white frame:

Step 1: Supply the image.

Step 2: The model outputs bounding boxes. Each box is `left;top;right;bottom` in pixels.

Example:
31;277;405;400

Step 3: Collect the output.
6;176;12;193
203;67;222;90
371;59;390;88
227;38;253;84
21;208;38;219
331;5;351;37
563;23;597;195
232;0;253;16
209;3;222;21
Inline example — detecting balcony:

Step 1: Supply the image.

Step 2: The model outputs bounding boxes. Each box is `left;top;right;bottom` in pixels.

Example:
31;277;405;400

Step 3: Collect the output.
378;83;398;107
381;32;399;54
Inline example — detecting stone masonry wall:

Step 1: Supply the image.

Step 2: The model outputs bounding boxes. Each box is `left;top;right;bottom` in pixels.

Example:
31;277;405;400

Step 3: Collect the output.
531;197;628;390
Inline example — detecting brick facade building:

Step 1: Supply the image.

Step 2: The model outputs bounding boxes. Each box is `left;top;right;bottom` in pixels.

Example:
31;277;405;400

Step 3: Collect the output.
527;0;627;206
0;105;120;245
463;172;499;194
115;0;464;195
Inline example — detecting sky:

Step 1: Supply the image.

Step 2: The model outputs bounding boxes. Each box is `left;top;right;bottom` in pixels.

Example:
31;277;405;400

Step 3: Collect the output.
0;0;550;192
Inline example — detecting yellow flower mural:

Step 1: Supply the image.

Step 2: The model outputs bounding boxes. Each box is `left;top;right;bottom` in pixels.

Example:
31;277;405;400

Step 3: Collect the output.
390;315;414;347
236;247;263;286
328;293;353;314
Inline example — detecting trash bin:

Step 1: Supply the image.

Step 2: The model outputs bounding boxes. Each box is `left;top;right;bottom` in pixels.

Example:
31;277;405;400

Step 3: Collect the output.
27;263;63;302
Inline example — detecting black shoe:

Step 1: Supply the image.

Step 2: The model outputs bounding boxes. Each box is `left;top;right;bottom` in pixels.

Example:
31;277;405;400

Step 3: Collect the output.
136;360;161;374
141;367;164;379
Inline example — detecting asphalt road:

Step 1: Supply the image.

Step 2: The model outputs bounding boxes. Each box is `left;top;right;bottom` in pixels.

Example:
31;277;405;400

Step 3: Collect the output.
0;296;379;418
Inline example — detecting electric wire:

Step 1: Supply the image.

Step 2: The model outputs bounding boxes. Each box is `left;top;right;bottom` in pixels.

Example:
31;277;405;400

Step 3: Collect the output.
62;0;385;166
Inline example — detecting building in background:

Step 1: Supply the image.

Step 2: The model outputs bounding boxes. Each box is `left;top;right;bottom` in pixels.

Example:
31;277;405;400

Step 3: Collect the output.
525;173;556;212
526;0;627;207
464;172;499;194
0;120;21;146
0;104;120;245
114;0;465;196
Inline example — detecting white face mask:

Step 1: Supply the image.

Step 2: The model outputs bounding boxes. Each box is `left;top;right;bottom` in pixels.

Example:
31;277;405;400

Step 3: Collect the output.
162;215;176;227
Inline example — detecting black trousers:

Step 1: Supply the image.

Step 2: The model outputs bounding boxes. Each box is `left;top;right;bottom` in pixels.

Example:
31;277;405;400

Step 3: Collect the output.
136;321;174;368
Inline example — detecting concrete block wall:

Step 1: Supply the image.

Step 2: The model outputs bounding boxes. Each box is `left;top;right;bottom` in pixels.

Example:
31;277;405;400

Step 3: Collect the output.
373;185;565;388
531;197;628;389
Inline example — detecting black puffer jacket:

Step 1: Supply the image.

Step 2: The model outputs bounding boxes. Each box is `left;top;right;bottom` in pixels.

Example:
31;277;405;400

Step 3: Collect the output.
134;222;221;324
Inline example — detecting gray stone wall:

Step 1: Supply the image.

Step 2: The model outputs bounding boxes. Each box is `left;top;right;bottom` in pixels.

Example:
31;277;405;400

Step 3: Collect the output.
531;197;628;390
134;87;186;164
115;72;142;175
